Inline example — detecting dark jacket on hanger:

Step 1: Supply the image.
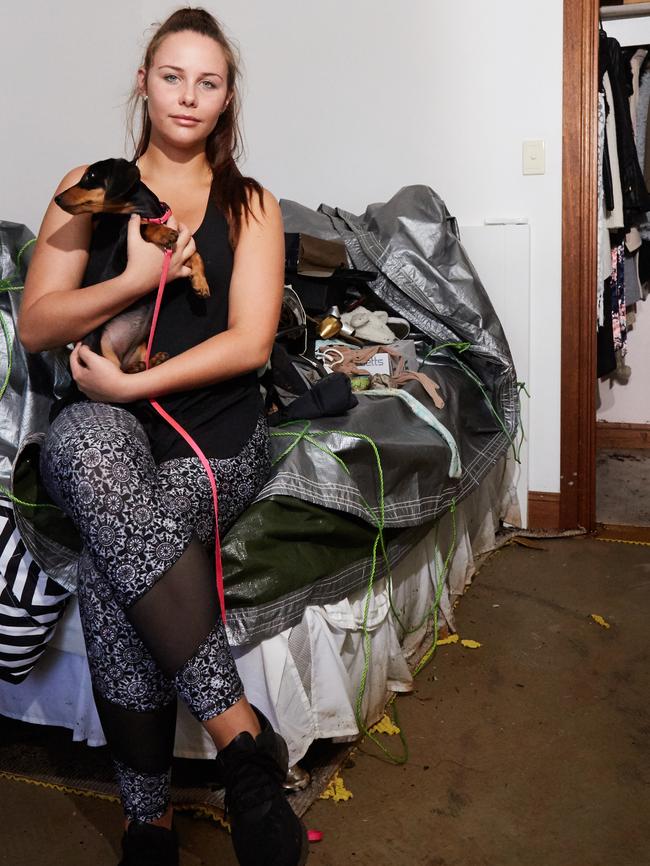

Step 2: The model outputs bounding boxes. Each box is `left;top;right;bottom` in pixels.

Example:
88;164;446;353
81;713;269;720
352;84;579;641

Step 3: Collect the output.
602;33;650;229
599;33;615;212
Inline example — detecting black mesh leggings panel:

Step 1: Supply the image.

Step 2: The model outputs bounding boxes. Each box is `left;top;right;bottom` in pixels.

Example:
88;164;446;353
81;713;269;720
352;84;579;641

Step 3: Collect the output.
40;402;271;820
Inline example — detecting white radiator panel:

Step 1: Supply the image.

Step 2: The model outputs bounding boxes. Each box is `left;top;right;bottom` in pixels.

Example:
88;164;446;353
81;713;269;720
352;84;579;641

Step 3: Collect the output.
460;224;531;527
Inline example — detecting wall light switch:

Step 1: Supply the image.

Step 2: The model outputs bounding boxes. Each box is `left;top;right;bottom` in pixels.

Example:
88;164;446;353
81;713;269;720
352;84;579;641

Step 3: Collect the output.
523;140;545;175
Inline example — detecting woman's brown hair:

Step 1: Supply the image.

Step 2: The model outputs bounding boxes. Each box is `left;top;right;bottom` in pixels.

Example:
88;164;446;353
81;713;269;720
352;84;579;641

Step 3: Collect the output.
128;7;264;248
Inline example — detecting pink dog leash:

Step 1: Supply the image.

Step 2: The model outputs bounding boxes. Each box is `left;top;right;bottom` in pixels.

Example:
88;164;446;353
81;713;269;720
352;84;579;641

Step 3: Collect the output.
143;225;226;625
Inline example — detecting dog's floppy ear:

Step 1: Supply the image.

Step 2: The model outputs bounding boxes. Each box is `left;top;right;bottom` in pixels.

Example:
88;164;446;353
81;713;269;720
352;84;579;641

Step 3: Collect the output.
106;159;141;201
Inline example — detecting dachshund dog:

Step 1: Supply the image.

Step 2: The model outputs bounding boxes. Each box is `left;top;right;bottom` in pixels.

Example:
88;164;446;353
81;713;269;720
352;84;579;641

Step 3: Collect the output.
55;158;209;372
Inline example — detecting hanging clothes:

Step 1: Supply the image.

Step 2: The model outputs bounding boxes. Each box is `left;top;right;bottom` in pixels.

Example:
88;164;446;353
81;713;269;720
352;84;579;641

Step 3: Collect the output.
603;70;625;230
636;68;650;241
611;241;627;354
598;91;613;325
628;49;648;141
597;32;650;381
602;34;650;229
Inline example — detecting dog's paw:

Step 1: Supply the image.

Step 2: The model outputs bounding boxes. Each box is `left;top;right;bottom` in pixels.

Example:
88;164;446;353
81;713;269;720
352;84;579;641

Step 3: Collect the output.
189;251;210;297
142;224;178;248
150;351;169;367
191;273;211;298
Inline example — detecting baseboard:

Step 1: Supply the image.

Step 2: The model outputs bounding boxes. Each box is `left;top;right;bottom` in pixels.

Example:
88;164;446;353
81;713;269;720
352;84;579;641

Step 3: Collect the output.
527;491;561;530
596;421;650;450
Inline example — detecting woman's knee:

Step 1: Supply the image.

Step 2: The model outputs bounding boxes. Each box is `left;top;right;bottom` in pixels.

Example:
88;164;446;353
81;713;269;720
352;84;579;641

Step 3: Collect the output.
41;403;152;508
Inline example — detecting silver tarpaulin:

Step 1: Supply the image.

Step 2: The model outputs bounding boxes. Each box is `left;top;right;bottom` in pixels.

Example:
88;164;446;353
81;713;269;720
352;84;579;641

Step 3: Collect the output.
0;222;70;490
2;184;520;640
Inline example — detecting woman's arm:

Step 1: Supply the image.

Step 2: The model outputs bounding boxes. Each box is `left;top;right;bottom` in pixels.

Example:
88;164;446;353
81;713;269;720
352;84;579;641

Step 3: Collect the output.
18;166;196;353
70;188;285;403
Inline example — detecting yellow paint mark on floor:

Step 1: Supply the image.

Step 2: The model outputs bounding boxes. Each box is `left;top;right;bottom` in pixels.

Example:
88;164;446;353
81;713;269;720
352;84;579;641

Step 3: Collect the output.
590;614;611;629
436;634;459;646
320;773;353;802
369;714;401;736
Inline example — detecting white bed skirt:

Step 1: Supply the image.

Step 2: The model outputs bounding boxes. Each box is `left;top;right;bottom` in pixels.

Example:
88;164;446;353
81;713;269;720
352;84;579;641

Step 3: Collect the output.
0;459;518;766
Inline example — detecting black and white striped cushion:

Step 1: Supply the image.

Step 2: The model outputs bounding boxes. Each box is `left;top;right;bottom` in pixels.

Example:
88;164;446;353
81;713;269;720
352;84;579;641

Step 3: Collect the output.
0;498;71;683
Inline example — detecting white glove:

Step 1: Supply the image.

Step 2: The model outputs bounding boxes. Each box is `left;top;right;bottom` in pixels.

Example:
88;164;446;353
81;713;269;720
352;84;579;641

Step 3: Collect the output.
341;306;396;344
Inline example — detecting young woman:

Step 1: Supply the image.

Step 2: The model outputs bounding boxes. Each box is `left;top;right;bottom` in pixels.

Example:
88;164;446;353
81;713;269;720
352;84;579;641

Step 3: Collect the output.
19;8;307;866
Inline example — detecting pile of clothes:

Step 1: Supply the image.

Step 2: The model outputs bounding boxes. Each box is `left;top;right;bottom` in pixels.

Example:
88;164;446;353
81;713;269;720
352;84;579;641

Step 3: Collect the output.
264;232;445;426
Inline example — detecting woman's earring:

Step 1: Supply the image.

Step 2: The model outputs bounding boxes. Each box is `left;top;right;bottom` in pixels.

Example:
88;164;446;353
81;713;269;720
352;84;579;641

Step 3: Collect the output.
142;94;148;102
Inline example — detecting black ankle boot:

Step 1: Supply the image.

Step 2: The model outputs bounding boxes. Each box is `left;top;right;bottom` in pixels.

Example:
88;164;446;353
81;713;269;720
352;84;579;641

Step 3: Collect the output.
117;820;179;866
217;709;309;866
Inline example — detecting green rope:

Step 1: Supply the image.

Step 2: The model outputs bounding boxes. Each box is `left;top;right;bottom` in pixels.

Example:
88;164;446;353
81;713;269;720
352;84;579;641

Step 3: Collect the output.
272;422;405;760
0;484;59;510
0;237;34;292
419;340;526;463
419;340;471;365
16;237;36;269
0;311;12;402
385;499;458;645
412;502;458;677
512;381;530;464
270;421;455;764
454;354;518;452
0;240;27;400
271;426;385;526
270;420;312;465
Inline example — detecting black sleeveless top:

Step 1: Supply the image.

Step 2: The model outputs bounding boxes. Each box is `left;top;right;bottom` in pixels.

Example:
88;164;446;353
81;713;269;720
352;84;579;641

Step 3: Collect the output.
53;203;263;464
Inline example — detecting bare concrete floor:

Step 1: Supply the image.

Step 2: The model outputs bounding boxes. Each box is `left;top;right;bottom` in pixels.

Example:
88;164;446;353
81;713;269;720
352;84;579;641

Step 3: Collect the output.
596;448;650;526
1;536;649;866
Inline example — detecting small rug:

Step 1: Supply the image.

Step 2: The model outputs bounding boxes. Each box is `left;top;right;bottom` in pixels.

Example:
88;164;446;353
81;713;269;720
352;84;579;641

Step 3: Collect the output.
0;715;353;824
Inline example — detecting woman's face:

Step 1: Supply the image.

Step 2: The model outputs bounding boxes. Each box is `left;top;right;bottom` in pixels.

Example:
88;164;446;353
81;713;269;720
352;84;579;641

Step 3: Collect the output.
139;30;231;153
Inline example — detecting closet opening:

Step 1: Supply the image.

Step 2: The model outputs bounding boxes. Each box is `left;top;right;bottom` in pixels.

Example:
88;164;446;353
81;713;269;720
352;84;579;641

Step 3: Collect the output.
560;0;650;539
595;4;650;541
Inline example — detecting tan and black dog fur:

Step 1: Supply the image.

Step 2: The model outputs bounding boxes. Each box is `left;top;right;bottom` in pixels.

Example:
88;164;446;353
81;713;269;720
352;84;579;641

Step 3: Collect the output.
56;158;209;372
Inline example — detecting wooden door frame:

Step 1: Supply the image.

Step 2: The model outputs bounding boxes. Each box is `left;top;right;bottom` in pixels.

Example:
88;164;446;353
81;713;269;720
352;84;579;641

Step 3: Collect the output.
560;0;599;530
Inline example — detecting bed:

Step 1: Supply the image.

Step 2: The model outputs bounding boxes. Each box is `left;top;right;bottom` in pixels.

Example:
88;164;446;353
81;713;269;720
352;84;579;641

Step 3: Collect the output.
0;185;521;767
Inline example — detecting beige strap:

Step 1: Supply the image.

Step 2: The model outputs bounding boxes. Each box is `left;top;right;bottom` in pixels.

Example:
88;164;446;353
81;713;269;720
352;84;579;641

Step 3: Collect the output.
325;344;444;409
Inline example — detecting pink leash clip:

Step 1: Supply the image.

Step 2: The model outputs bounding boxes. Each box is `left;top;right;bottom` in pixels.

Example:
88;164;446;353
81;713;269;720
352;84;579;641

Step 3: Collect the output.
144;232;227;625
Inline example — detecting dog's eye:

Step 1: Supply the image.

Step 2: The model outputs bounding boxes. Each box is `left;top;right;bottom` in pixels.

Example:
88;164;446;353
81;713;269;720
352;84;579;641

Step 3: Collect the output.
86;170;97;182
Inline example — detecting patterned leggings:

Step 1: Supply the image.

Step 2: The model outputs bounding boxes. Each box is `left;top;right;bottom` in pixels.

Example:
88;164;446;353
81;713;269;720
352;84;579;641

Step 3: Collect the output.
40;402;271;821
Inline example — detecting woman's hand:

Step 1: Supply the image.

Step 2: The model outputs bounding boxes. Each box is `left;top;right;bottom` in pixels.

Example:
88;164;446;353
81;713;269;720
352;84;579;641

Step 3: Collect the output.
124;215;197;293
70;343;139;403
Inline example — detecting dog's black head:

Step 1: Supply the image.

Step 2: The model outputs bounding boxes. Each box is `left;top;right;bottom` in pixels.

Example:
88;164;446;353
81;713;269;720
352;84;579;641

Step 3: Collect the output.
55;159;143;215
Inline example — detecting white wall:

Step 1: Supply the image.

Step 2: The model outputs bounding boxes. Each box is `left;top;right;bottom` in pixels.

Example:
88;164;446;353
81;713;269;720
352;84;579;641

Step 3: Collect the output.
603;15;650;46
1;0;142;234
5;1;565;494
148;0;565;493
597;14;650;424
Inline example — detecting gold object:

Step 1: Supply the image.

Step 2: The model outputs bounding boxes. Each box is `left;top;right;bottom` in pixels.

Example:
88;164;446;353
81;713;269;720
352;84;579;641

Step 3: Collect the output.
318;315;342;339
